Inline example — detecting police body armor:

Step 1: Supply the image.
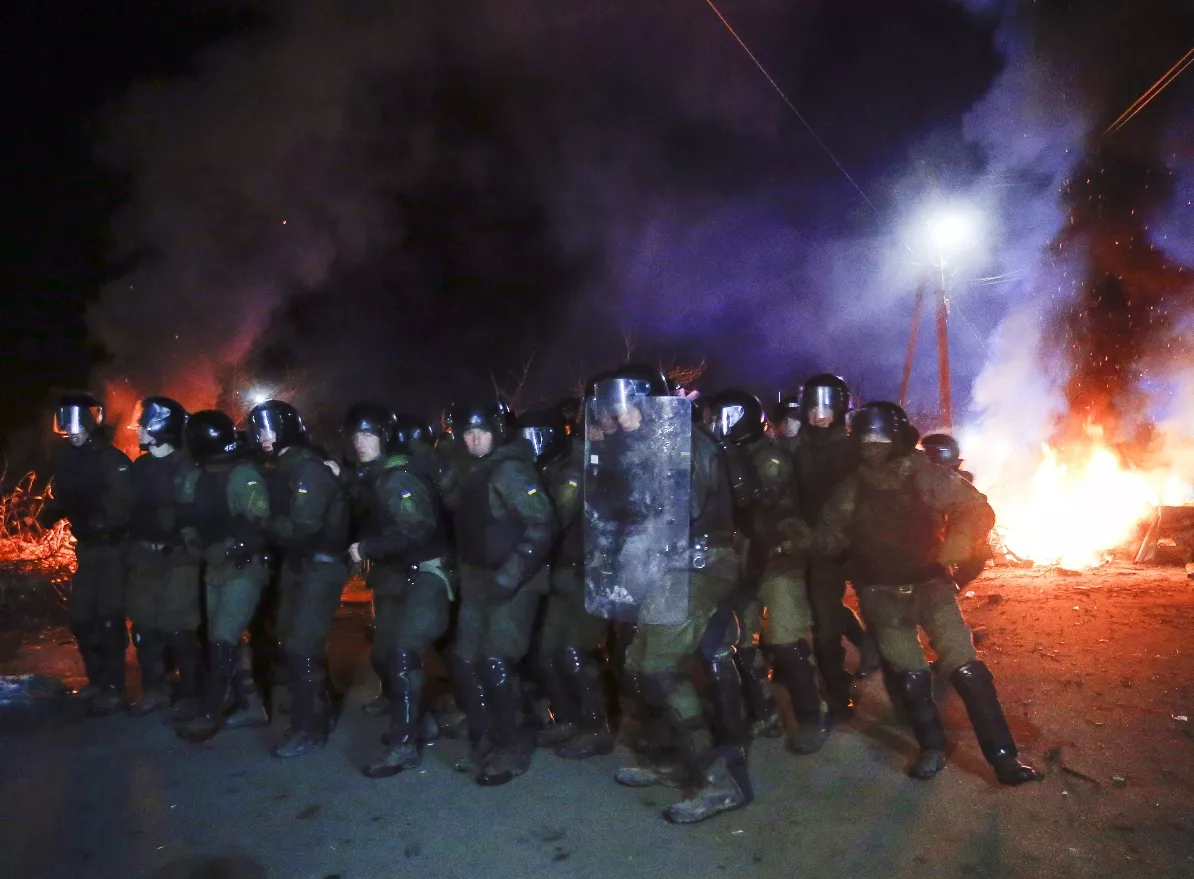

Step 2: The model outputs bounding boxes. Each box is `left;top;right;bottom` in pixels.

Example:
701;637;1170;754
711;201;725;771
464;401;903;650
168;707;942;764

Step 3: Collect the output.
796;427;857;526
583;395;691;626
266;452;350;558
546;441;584;567
850;473;945;587
129;453;186;544
358;458;447;566
454;457;525;569
51;444;107;539
192;463;264;552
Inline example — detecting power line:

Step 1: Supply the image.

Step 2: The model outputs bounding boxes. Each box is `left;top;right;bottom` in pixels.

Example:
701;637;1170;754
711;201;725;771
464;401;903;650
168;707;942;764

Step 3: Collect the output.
699;0;881;219
1103;44;1194;138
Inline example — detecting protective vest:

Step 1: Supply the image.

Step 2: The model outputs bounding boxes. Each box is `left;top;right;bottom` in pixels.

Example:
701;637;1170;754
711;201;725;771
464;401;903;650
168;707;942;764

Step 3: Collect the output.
691;431;736;540
266;449;350;555
454;456;525;568
191;462;264;550
129;452;185;541
795;427;857;525
545;447;583;566
359;458;447;564
51;443;107;532
850;470;945;586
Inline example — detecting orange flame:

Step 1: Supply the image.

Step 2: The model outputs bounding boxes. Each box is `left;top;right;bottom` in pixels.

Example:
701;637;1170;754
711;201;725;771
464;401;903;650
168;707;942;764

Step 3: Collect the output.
975;423;1183;569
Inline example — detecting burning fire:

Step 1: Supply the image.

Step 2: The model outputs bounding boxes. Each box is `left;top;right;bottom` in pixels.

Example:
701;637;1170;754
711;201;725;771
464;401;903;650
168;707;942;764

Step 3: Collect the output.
975;423;1186;570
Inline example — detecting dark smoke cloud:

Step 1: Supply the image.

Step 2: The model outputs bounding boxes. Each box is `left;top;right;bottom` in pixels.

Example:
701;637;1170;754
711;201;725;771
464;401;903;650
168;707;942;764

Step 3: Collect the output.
93;0;1001;432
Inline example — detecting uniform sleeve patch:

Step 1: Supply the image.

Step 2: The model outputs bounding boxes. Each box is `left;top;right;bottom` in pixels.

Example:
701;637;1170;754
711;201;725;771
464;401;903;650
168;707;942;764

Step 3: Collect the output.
567;479;578;488
400;490;413;499
527;487;538;496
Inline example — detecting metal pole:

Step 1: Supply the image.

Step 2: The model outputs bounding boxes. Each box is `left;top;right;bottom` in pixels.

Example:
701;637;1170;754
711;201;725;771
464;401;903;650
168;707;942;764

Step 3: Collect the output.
936;270;952;431
899;282;926;409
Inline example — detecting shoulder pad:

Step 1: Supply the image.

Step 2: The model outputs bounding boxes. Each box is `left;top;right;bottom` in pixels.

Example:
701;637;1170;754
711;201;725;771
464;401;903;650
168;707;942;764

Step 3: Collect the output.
383;454;411;470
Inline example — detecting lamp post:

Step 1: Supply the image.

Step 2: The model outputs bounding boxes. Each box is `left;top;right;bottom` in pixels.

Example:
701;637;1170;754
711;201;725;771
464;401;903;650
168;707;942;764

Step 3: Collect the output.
900;204;978;433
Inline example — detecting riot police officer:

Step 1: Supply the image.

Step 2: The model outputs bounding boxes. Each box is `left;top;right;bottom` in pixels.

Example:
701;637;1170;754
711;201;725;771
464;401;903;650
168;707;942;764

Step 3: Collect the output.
446;396;555;787
594;366;752;825
176;410;272;742
248;399;350;758
517;405;613;760
790;375;878;718
342;404;452;779
922;433;974;483
795;402;1041;786
769;396;801;452
709;389;823;748
123;396;203;718
41;392;133;716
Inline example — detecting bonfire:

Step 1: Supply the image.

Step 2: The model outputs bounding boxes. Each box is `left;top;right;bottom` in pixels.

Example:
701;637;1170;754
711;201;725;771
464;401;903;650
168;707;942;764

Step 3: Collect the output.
0;473;76;588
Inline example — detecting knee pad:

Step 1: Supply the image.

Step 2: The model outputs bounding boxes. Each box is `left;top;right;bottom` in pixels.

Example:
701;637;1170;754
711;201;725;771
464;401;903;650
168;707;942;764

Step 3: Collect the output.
479;656;513;689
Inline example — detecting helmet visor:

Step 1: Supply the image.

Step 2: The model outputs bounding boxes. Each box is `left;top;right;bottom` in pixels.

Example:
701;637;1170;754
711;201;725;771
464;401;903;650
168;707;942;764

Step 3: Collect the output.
520;426;556;460
807;385;839;427
594;377;653;415
712;404;746;441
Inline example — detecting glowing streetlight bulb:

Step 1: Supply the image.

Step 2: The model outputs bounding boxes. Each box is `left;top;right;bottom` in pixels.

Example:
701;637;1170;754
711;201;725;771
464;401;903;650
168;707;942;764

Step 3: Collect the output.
923;204;980;257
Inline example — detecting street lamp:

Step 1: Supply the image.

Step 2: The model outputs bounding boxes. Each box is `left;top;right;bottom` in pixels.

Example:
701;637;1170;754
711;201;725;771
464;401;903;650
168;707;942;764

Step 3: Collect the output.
899;201;982;432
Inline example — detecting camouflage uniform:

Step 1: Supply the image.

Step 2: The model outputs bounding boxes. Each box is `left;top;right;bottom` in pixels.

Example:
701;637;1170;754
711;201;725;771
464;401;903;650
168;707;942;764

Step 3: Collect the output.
534;436;614;758
807;450;1040;785
43;438;133;713
265;444;350;756
125;448;203;713
177;457;272;741
791;424;873;715
449;440;555;785
619;425;753;823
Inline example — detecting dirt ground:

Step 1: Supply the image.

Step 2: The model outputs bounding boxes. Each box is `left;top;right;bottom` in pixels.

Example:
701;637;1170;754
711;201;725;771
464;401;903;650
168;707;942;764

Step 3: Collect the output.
0;563;1191;879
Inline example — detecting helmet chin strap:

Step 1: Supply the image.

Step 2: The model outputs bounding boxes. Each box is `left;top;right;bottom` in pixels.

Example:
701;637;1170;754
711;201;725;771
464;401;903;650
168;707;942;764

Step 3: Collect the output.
147;441;175;458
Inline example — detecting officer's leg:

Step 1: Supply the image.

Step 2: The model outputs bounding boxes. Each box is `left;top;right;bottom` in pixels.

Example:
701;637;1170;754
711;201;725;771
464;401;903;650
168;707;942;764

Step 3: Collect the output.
760;562;827;754
364;571;451;778
554;569;615;760
451;566;491;773
533;569;580;748
919;581;1041;785
733;598;782;738
844;584;881;678
272;560;346;758
66;543;105;701
362;568;392;717
86;544;129;717
808;559;856;720
164;562;203;721
476;575;543;786
857;585;945;779
126;550;169;716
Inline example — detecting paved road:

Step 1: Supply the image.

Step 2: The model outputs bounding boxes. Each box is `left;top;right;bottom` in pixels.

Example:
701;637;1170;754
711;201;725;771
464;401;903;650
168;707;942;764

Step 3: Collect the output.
2;569;1192;879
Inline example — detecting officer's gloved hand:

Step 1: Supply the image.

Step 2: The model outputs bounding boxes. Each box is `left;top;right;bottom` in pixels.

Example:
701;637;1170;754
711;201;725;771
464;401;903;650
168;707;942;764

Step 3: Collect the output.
225;541;256;569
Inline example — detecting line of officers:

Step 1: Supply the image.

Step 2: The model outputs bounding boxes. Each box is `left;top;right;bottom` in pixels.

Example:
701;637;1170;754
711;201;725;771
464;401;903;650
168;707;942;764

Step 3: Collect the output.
43;366;1040;827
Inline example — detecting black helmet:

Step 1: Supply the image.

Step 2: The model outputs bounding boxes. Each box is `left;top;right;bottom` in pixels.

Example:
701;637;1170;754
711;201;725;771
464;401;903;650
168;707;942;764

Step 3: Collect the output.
556;397;582;437
343;403;396;449
921;433;962;469
583;368;618;400
707;389;765;446
247;399;306;455
691;395;711;425
392;413;436;454
185;410;241;463
849;402;919;456
515;407;569;464
770;395;801;425
591;362;672;415
798;374;851;428
54;391;104;439
449;396;512;446
139;396;187;447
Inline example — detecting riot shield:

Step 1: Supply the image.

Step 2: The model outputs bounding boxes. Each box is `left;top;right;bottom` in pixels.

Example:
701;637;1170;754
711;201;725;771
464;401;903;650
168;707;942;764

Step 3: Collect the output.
584;395;691;625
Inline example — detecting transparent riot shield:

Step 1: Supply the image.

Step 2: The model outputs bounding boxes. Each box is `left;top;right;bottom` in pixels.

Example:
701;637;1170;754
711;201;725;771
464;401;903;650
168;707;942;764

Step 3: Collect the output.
583;395;691;625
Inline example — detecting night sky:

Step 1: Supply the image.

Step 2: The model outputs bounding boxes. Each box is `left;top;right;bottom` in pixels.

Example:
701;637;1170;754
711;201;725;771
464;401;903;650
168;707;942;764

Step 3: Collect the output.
5;1;1193;456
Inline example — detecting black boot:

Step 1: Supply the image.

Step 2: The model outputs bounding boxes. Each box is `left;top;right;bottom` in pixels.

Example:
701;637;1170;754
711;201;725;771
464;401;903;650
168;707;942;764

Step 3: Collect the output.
814;635;856;722
534;653;577;748
842;607;880;678
477;657;531;786
69;621;103;701
178;640;237;742
706;652;750;748
951;661;1042;786
553;646;614;760
363;650;423;778
271;653;327;758
362;653;390;716
167;630;203;721
128;628;170;716
664;714;752;824
224;644;269;729
881;661;909;725
771;641;828;754
898;670;948;779
733;647;782;738
450;654;491;773
614;673;687;788
88;616;128;717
